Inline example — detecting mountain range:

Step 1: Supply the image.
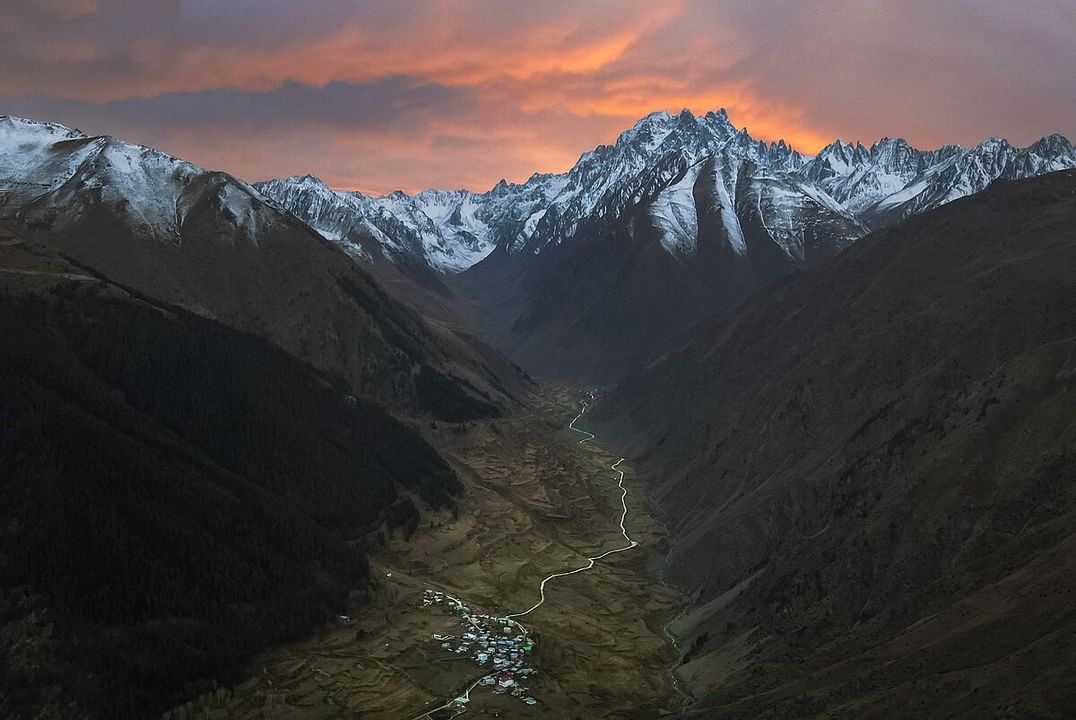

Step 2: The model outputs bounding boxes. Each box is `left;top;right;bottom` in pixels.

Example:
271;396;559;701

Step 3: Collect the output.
258;109;1074;274
255;109;1075;382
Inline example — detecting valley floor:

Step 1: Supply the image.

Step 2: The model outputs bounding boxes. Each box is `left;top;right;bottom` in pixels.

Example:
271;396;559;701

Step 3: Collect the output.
172;388;682;719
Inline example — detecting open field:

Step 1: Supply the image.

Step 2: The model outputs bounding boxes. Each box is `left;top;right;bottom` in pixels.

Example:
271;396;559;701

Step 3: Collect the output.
176;389;682;719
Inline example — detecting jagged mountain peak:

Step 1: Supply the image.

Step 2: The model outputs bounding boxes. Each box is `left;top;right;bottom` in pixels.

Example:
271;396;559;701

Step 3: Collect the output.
609;108;734;153
816;137;858;158
264;173;338;196
613;110;679;152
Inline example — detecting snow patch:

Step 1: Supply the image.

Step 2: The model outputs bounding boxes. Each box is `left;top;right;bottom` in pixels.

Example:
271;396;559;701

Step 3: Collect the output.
648;164;701;256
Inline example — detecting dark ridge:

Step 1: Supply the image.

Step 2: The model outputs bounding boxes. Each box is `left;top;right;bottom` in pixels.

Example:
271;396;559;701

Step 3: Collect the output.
0;285;460;718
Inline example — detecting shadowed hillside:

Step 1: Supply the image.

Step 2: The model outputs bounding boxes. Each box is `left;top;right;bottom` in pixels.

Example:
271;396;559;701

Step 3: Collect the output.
0;240;462;719
597;171;1076;718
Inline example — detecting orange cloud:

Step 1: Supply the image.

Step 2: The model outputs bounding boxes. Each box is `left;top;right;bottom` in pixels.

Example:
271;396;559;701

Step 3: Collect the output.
3;1;1071;193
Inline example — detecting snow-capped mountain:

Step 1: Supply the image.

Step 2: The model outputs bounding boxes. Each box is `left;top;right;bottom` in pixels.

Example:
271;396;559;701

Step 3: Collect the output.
0;115;523;411
258;109;1074;277
516;109;809;256
0;116;276;248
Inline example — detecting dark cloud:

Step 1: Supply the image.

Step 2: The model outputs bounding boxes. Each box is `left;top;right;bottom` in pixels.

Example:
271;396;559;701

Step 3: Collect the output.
2;77;468;141
0;1;180;95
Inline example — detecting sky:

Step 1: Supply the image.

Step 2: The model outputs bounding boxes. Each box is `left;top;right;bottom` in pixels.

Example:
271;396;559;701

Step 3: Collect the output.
3;0;1074;195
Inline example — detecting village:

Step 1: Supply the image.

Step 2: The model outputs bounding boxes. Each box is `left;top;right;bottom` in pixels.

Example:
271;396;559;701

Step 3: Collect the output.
422;588;541;710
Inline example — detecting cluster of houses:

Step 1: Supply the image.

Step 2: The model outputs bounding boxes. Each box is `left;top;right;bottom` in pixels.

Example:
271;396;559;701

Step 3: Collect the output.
423;588;540;707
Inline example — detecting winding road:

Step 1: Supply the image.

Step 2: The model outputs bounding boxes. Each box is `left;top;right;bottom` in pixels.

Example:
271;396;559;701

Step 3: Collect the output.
410;397;639;719
504;399;638;624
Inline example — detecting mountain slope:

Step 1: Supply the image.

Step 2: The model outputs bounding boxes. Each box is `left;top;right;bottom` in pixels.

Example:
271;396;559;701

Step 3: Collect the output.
0;117;511;419
0;235;461;719
594;171;1076;718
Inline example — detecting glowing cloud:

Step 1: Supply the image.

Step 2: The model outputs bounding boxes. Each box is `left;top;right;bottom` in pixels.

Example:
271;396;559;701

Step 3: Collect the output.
1;0;1072;193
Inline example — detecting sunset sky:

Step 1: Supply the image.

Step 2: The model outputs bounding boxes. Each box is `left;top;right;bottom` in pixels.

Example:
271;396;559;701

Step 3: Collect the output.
4;0;1074;195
